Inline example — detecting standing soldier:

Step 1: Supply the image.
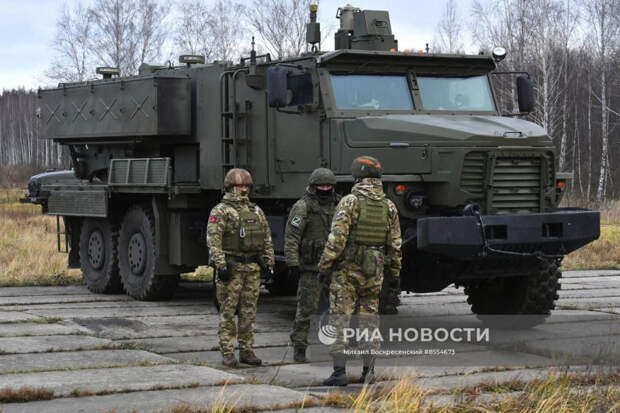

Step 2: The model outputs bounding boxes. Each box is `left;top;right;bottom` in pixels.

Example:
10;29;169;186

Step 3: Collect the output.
318;156;402;386
286;168;340;363
207;168;275;368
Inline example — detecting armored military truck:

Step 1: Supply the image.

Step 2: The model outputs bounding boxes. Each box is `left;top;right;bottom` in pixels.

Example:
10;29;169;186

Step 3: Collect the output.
23;5;599;321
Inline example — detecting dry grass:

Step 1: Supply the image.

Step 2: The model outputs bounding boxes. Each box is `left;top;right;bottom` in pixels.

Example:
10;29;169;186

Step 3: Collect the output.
319;370;620;413
562;225;620;270
0;386;55;403
0;188;80;286
0;187;212;286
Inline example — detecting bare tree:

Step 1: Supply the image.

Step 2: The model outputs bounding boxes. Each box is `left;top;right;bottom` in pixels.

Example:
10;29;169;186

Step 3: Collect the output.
89;0;169;76
244;0;313;59
434;0;464;53
175;0;215;61
175;0;245;63
46;2;94;82
585;0;619;202
210;0;246;62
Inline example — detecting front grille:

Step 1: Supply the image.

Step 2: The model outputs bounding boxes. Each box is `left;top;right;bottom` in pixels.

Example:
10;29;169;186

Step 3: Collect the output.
460;152;486;195
492;156;542;213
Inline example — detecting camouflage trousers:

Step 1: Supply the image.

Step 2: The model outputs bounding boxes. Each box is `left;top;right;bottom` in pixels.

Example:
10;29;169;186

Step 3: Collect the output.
328;265;383;355
290;271;322;349
216;262;260;357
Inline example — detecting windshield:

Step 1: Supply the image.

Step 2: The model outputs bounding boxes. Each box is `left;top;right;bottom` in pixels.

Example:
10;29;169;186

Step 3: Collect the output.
417;75;496;112
330;74;414;110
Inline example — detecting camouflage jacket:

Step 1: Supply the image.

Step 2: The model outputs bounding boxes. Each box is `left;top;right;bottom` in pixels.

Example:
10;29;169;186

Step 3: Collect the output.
318;178;402;278
284;189;340;271
206;192;275;270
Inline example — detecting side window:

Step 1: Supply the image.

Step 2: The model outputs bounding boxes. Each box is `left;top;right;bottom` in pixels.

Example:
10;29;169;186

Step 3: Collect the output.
288;73;313;106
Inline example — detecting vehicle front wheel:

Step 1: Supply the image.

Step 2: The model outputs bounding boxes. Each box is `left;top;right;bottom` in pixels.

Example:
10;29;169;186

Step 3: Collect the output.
79;218;122;294
118;205;178;300
464;258;561;327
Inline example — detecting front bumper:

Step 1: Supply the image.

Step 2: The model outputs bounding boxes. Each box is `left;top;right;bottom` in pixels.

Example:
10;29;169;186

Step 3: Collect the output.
417;209;600;258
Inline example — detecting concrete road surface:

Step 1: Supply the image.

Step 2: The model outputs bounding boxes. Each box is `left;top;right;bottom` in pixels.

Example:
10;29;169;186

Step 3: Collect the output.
0;270;618;412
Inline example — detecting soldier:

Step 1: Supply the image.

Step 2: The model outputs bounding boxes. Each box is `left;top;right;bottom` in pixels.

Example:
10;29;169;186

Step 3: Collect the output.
318;156;402;386
207;168;275;368
286;168;341;363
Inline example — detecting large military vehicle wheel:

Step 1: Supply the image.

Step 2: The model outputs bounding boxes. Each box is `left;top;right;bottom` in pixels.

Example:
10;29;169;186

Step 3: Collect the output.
118;205;179;300
79;218;122;294
464;259;561;327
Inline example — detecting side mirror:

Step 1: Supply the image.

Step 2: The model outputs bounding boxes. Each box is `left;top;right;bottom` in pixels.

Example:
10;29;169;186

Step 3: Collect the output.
267;66;291;108
517;76;533;113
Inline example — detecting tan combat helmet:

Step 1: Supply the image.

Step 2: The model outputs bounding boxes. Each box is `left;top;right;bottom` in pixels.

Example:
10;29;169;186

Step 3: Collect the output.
224;168;254;189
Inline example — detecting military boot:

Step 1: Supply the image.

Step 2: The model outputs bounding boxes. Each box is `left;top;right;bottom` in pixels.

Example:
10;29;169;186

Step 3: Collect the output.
239;350;262;366
323;355;347;386
293;347;306;363
360;356;375;384
222;354;238;368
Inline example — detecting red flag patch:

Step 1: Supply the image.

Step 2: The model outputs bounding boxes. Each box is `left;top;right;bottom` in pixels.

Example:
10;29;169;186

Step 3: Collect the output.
209;215;217;223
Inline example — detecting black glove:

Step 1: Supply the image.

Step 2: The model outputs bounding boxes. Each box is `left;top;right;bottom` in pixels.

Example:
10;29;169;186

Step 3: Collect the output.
319;271;331;288
288;266;300;278
217;266;232;282
389;277;400;290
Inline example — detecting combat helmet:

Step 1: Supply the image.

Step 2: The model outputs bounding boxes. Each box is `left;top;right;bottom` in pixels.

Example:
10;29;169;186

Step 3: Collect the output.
351;156;382;179
224;168;253;189
308;168;337;186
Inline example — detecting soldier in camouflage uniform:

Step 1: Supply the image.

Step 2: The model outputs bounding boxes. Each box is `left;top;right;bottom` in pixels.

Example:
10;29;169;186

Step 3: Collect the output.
207;168;275;368
286;168;341;363
318;156;402;386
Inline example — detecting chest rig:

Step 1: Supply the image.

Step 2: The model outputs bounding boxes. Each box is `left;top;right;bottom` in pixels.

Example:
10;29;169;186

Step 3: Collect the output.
221;201;265;254
300;195;336;266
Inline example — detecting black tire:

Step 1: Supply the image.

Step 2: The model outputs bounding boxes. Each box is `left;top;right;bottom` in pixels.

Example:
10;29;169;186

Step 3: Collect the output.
464;259;561;327
118;205;179;300
79;218;122;294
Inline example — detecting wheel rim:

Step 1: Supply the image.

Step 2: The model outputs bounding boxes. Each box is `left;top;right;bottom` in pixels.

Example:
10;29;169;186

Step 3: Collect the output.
128;232;147;275
87;230;105;270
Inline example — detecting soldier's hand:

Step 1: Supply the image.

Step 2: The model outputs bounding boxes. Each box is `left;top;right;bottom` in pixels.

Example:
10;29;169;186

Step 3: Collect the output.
319;271;331;288
217;266;232;282
389;277;400;290
288;266;300;278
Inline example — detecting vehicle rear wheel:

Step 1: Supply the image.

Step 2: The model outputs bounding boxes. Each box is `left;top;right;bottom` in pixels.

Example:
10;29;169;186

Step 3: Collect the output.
79;218;122;293
464;258;561;327
118;205;179;300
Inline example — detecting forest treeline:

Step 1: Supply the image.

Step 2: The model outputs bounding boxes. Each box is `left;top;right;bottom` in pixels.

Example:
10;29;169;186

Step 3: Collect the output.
0;0;618;201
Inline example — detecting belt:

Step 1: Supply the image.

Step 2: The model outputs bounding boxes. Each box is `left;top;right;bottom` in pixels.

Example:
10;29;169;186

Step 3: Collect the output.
226;254;259;264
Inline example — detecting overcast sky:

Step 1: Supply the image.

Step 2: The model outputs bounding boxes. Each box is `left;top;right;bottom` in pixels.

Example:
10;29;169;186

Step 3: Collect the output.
0;0;478;91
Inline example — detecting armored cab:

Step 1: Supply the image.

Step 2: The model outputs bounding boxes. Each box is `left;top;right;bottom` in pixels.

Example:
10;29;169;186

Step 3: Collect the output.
24;4;599;323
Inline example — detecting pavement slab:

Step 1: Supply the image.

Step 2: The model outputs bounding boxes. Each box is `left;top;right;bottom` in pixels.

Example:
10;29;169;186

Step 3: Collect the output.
119;331;292;354
0;364;243;398
0;350;176;374
0;294;131;306
0;383;314;413
0;335;114;354
0;311;45;323
0;321;89;337
0;286;91;297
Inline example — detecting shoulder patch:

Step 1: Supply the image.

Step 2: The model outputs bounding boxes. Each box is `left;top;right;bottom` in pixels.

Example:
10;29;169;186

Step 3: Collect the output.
209;215;217;223
291;215;303;227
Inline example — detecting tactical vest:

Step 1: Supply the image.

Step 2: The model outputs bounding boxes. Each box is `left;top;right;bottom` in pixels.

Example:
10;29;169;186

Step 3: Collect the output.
221;202;265;254
299;195;337;266
351;197;389;246
345;196;389;278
